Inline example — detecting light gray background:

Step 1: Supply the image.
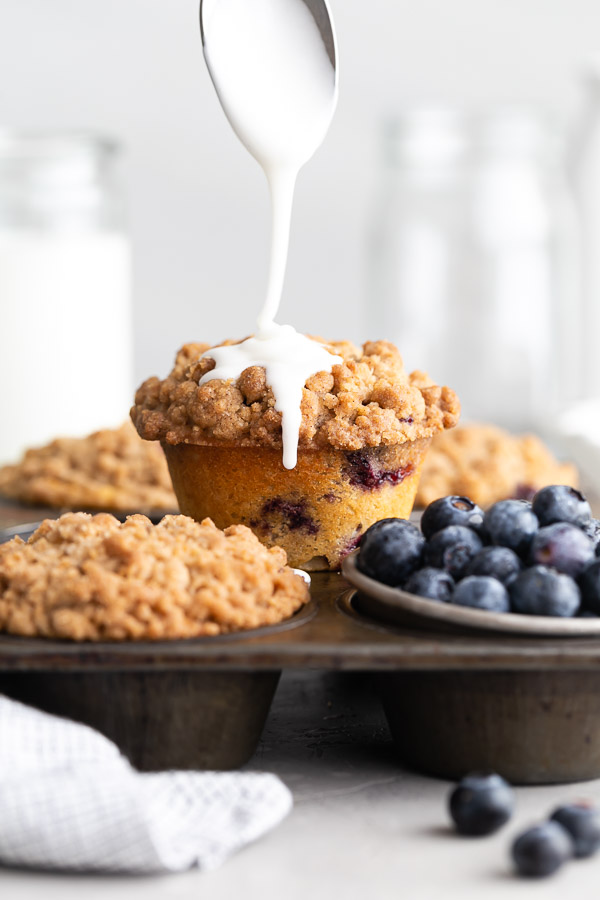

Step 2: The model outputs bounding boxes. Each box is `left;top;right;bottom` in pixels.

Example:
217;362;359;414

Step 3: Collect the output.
1;0;599;384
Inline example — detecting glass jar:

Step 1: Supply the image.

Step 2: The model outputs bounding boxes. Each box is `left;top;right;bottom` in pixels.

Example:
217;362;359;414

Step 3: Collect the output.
0;132;133;463
572;62;600;401
366;109;581;432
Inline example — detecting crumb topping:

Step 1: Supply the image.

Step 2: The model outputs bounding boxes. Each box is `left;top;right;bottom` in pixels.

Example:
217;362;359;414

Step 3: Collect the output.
0;512;309;640
131;338;460;451
0;422;177;512
416;424;578;508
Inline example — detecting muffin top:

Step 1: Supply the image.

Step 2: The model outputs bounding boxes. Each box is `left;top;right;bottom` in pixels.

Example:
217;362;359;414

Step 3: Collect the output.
0;512;309;641
131;338;460;452
416;424;578;508
0;422;177;513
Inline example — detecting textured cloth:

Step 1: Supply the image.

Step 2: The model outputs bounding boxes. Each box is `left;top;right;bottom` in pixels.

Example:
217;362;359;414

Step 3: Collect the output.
0;695;292;873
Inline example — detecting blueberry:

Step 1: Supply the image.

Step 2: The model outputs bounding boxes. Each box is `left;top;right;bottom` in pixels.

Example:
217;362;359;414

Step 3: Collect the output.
512;821;573;877
421;495;485;539
451;576;510;613
578;560;600;615
344;451;411;490
550;803;600;858
465;546;522;586
423;526;483;579
448;772;514;836
357;518;424;586
530;523;595;577
532;485;592;528
359;517;403;537
581;517;600;549
509;566;580;617
484;500;539;558
404;567;454;602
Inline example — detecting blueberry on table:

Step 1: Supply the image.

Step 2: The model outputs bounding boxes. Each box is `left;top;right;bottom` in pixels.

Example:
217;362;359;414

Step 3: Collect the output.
484;500;539;558
579;560;600;615
423;525;483;579
511;822;573;877
530;523;595;578
421;495;485;539
550;803;600;858
532;485;592;528
448;772;514;836
465;546;522;586
357;518;424;586
451;576;510;613
509;566;580;617
403;567;454;602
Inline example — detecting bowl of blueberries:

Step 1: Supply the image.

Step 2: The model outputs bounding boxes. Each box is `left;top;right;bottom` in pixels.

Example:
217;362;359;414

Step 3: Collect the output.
342;485;600;636
342;486;600;784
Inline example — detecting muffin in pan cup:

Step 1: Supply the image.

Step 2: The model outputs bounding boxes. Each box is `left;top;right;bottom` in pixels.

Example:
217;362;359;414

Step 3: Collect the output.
132;338;460;570
0;421;177;514
0;512;309;640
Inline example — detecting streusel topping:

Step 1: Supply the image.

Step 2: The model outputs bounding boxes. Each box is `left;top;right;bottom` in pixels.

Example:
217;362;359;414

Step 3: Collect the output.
0;422;177;512
0;513;309;641
416;424;578;508
131;338;460;451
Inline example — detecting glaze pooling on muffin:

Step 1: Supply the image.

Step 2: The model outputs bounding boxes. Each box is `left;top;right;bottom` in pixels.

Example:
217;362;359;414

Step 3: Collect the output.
198;326;342;468
132;338;460;454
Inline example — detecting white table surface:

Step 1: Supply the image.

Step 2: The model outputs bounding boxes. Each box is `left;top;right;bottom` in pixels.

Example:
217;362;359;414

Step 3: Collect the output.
1;670;600;899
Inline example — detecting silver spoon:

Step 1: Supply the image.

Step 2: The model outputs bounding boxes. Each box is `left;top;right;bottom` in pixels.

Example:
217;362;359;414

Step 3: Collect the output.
199;0;337;74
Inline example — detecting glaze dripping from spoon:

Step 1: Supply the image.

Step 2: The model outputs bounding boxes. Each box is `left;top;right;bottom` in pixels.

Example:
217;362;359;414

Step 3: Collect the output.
198;0;341;468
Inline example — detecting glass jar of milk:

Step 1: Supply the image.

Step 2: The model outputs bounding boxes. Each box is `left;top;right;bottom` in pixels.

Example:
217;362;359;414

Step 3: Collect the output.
0;132;133;464
367;109;580;432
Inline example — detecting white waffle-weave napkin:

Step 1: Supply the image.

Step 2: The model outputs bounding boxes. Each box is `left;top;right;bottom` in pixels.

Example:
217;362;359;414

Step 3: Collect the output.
0;695;292;873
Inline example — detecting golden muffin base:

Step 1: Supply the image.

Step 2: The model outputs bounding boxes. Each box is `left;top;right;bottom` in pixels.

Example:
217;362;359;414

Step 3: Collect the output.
163;439;430;570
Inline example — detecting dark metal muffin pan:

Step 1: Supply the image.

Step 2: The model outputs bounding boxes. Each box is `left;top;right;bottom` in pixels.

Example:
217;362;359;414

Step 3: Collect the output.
4;505;600;783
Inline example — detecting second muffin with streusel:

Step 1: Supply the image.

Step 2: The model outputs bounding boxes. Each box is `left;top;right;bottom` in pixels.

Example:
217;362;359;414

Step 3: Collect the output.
132;337;460;569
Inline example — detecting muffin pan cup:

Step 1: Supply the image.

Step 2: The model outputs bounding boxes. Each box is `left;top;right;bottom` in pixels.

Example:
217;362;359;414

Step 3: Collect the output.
4;506;600;782
0;669;281;771
377;669;600;785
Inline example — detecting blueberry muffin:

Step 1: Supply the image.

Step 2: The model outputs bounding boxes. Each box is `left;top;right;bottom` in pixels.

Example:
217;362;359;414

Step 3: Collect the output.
0;422;177;513
416;424;578;509
0;512;309;640
131;338;460;569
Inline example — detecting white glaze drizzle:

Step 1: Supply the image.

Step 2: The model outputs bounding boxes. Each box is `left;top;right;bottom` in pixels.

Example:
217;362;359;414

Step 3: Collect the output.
200;0;339;469
201;326;341;469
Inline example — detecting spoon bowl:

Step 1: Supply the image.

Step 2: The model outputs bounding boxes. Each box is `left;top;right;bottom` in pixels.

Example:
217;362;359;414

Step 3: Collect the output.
200;0;337;74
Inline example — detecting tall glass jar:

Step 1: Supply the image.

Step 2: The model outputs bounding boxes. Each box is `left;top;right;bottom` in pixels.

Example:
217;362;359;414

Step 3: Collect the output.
572;62;600;400
366;109;581;432
0;132;133;464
